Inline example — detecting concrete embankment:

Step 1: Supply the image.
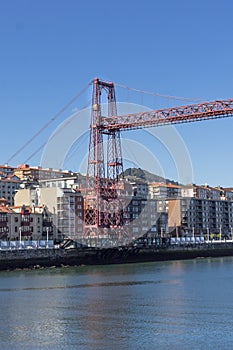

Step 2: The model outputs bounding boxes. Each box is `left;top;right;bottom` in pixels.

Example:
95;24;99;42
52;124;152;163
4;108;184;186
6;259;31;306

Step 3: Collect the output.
1;243;233;270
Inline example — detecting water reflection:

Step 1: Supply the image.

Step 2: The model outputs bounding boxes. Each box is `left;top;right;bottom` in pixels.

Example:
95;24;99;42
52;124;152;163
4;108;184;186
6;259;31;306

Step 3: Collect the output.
0;258;233;349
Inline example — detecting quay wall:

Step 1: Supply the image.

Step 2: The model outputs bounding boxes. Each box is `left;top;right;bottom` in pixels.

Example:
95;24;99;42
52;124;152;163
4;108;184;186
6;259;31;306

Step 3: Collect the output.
1;243;233;270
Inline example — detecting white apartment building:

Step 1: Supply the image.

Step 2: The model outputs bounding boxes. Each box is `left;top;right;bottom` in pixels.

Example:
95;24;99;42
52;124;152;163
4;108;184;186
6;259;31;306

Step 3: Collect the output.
149;182;181;200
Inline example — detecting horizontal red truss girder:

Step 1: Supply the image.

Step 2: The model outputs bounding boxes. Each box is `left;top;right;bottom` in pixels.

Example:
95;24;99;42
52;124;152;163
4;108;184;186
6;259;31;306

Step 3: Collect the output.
100;99;233;131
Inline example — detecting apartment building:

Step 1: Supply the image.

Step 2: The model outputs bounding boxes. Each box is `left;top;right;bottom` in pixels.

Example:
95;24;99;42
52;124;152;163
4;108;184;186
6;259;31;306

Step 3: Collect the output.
168;192;233;238
149;182;181;200
0;204;12;239
39;174;85;190
181;184;222;200
125;179;148;198
14;187;83;241
10;205;43;240
124;196;168;240
0;176;21;206
0;164;15;177
14;164;73;181
0;201;53;241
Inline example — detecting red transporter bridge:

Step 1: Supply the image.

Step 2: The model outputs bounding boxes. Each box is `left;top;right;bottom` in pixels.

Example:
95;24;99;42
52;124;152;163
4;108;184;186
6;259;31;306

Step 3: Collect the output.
83;78;233;246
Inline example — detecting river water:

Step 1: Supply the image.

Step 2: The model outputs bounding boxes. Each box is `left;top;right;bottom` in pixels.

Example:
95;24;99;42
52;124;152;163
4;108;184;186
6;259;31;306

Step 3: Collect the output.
0;257;233;350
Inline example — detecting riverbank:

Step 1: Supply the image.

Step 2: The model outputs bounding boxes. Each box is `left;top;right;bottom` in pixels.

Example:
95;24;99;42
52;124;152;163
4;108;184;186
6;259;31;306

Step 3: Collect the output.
1;243;233;270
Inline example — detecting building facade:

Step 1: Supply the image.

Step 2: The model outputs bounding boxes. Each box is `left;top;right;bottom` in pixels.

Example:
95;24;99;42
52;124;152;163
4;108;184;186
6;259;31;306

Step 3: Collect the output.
14;164;73;181
149;182;181;200
14;187;83;241
11;170;233;243
0;176;21;206
168;185;233;239
0;164;15;177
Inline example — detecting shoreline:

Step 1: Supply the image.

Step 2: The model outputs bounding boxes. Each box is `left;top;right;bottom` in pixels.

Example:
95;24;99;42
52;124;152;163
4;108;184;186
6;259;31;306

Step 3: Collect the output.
1;243;233;271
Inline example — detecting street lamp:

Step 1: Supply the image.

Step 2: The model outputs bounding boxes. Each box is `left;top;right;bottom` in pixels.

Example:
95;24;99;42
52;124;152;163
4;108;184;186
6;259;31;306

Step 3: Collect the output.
207;226;210;242
46;226;49;248
19;226;22;249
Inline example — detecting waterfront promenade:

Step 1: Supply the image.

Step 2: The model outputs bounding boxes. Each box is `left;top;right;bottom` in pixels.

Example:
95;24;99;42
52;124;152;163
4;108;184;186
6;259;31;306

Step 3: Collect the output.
1;241;233;270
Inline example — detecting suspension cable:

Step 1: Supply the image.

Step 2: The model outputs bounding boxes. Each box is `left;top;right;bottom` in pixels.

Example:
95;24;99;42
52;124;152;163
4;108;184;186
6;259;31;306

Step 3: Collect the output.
114;82;204;103
7;82;92;164
8;79;205;165
24;99;92;163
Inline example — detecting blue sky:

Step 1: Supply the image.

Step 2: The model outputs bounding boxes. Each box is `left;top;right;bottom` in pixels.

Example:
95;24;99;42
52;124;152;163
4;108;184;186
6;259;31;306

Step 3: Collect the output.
1;0;233;186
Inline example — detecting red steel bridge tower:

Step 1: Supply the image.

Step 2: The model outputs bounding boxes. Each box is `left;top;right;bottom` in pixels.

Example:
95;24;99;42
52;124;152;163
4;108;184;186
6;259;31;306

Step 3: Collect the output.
83;78;233;245
84;78;128;244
